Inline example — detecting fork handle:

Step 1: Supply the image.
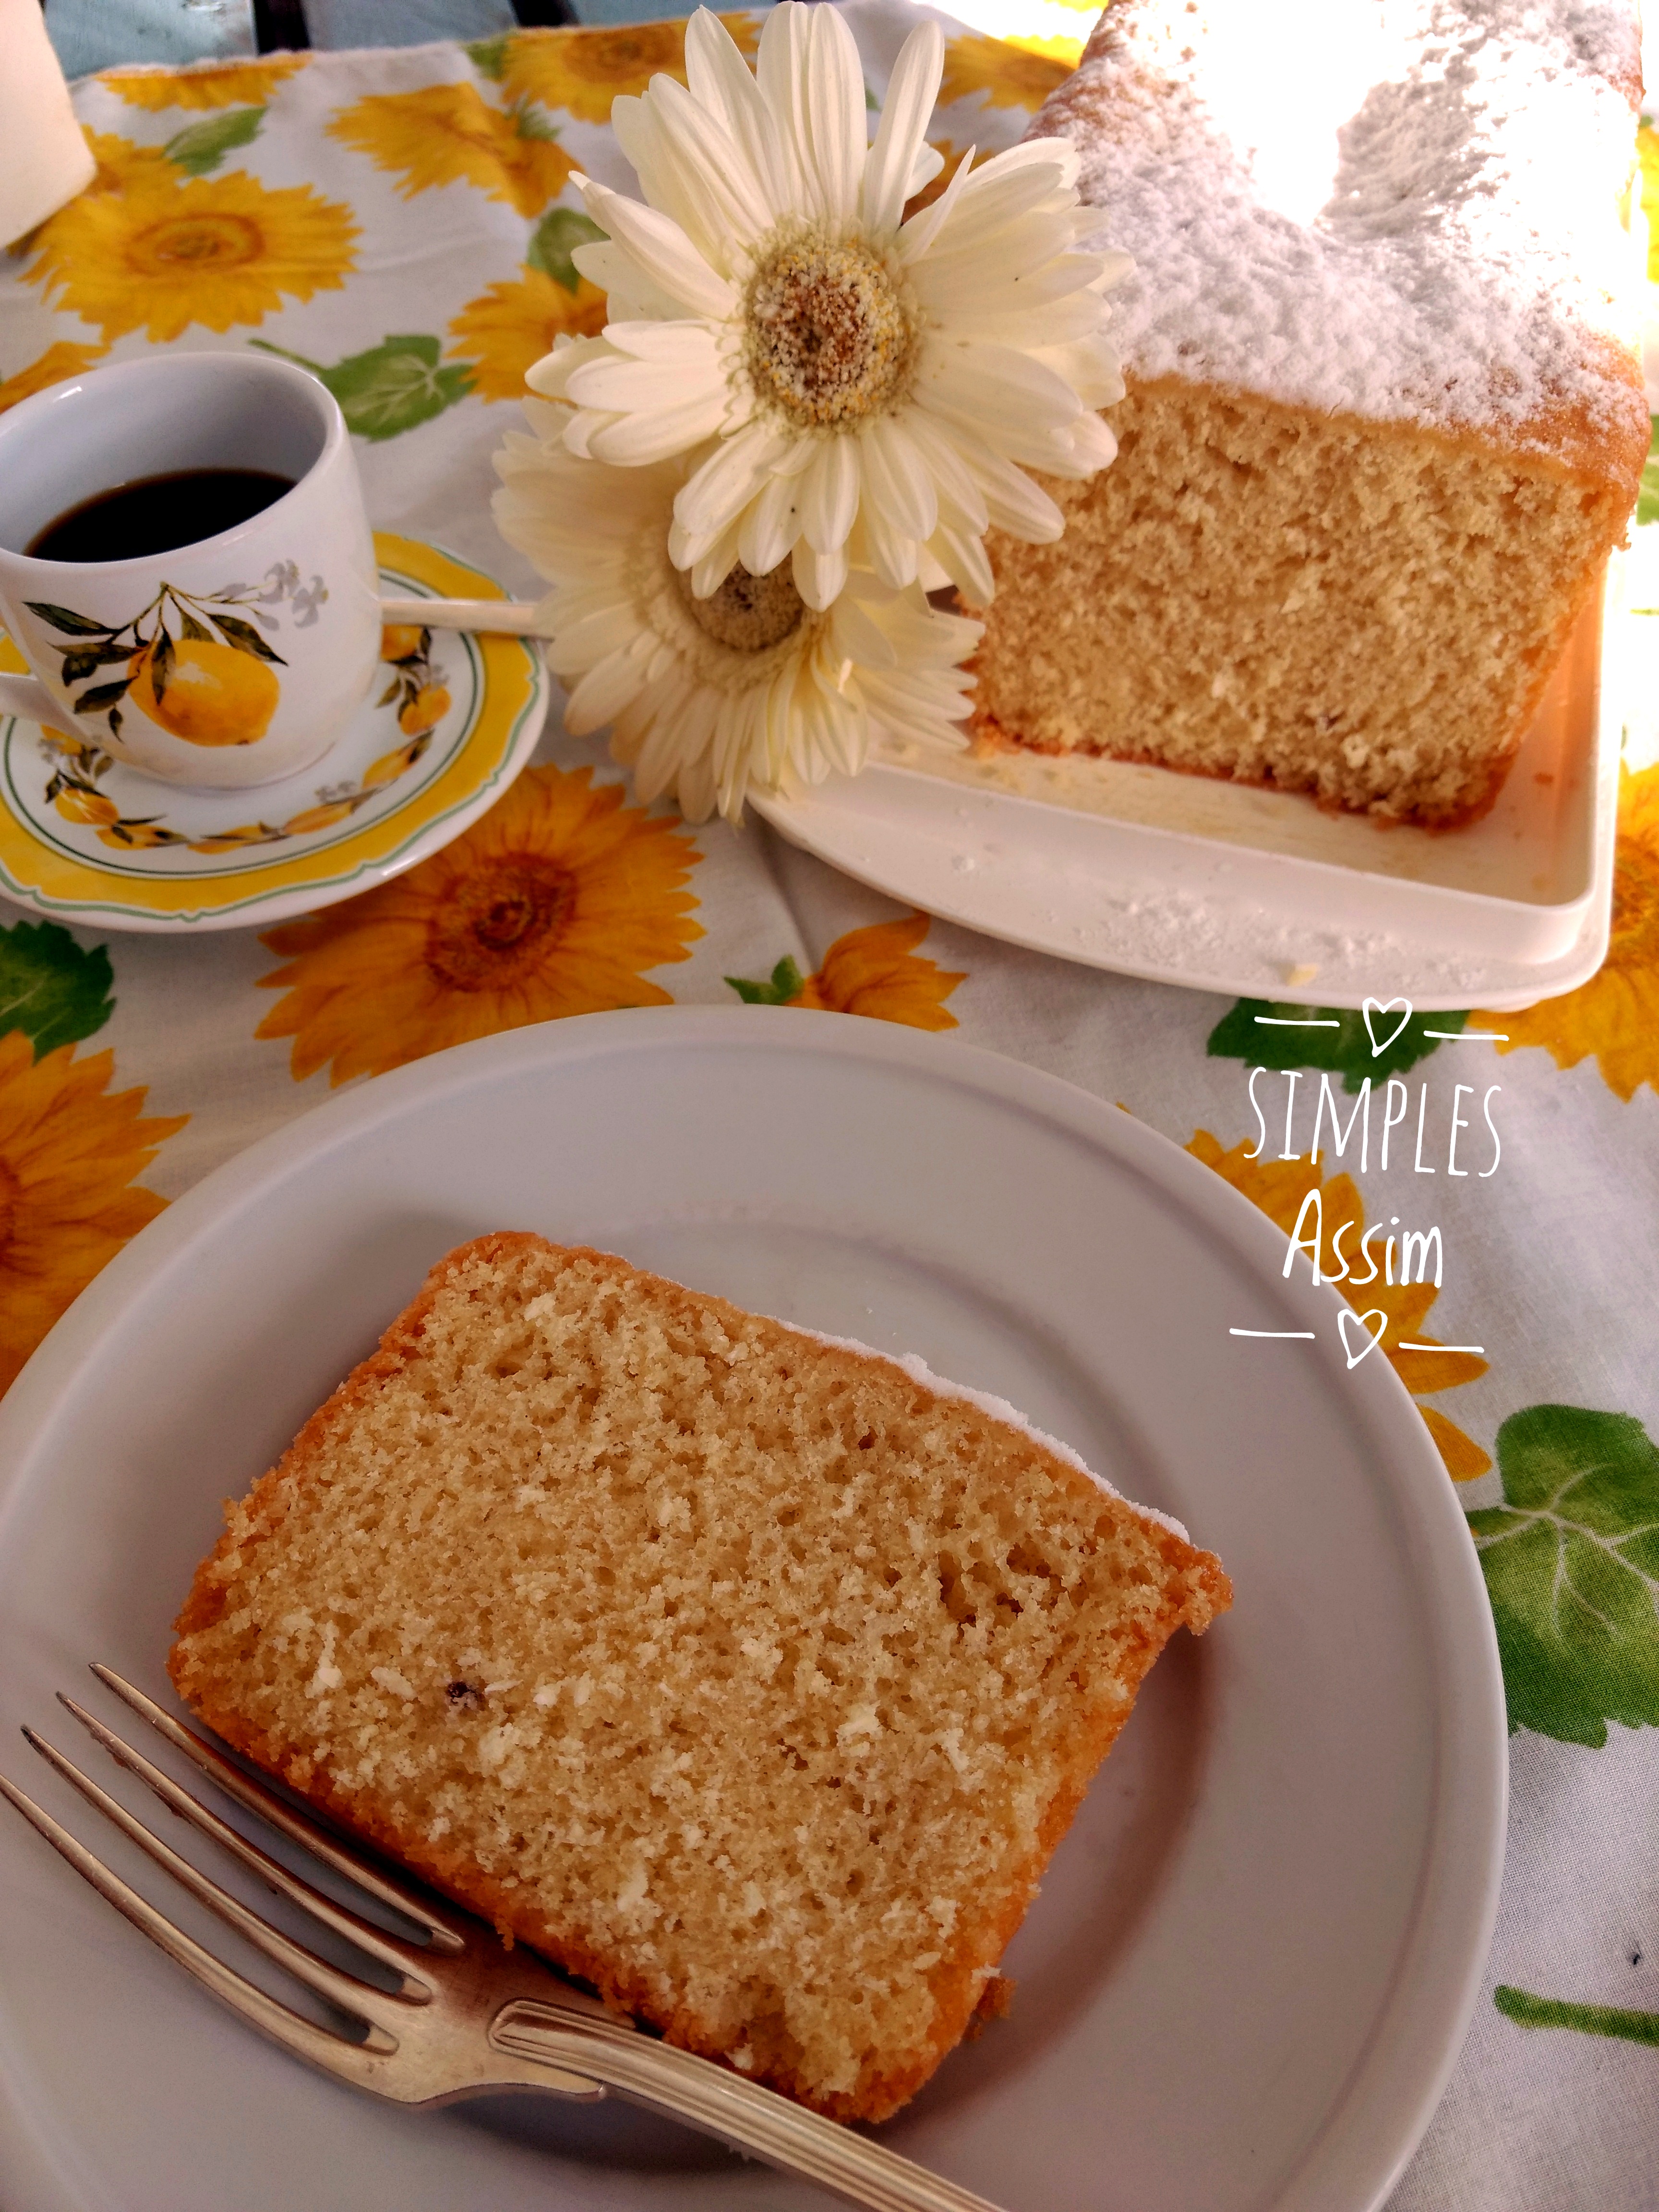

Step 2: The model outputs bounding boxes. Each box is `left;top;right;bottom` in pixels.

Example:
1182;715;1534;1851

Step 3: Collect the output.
491;2001;1005;2212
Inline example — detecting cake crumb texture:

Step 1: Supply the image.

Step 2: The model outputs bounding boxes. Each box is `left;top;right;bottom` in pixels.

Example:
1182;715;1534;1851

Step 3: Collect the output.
970;0;1647;821
170;1234;1229;2121
973;378;1625;821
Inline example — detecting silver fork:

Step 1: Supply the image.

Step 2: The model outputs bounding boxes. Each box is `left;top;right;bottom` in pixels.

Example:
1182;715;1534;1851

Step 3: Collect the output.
0;1668;1004;2212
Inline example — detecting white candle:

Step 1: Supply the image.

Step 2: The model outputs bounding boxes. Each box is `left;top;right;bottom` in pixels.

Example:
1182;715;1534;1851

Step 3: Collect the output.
0;0;96;249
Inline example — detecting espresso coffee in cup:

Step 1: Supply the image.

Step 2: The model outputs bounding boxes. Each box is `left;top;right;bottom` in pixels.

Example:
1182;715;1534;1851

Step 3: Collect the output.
26;469;297;566
0;353;380;790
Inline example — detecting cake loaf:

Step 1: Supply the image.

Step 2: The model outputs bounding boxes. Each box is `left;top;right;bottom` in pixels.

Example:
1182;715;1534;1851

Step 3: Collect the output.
970;0;1648;822
169;1234;1229;2121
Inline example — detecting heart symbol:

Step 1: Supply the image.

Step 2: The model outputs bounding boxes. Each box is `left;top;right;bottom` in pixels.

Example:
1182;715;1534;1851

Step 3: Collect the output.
1363;996;1412;1058
1339;1308;1388;1369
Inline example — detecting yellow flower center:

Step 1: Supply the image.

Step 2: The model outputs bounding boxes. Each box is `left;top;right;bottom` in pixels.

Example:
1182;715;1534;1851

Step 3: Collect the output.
744;234;914;428
1608;834;1659;966
425;856;576;992
566;24;683;84
131;212;264;274
678;560;805;653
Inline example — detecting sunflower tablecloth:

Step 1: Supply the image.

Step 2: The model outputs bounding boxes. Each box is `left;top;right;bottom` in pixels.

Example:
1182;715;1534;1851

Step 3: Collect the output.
2;12;1659;2209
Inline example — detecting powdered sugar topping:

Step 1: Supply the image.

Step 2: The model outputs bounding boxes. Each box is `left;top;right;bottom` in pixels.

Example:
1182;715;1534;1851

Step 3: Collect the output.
783;1322;1194;1544
1034;0;1645;454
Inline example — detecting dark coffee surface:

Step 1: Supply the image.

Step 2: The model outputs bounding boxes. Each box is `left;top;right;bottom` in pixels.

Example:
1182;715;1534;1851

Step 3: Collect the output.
26;469;294;564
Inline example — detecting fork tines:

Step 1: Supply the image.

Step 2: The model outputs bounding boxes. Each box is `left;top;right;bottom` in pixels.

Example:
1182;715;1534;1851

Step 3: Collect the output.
0;1667;457;2090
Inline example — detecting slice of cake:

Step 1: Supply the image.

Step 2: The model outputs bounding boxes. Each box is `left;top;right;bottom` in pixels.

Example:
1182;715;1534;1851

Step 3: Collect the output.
969;0;1647;822
169;1234;1229;2121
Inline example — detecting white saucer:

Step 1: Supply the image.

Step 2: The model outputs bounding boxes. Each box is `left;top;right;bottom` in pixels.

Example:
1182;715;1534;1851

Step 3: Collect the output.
0;534;547;933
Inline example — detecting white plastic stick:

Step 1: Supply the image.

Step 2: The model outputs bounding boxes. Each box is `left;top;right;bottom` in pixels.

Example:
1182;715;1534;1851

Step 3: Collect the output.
379;595;552;637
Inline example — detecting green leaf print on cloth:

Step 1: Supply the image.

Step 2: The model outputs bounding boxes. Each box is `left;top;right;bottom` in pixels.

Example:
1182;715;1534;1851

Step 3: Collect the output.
252;336;472;441
726;955;805;1005
1638;418;1659;528
1495;1984;1659;2046
1467;1405;1659;1747
164;108;265;177
528;206;607;295
0;917;115;1059
1208;999;1466;1092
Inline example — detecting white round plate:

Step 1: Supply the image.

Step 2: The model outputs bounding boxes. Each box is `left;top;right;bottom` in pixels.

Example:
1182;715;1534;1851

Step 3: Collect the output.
0;1010;1506;2212
0;535;547;933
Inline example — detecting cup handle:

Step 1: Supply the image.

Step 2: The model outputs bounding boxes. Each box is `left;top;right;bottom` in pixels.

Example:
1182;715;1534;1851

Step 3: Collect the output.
0;673;63;727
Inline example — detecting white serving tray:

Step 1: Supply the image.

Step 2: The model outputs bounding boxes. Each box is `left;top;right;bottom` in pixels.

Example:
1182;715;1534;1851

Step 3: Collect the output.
756;565;1623;1011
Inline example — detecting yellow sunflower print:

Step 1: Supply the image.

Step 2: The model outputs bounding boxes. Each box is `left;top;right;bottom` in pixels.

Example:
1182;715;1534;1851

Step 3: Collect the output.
938;32;1071;111
102;55;307;110
793;915;965;1030
0;342;108;416
78;127;179;199
1188;1128;1492;1479
255;764;704;1085
326;84;574;218
491;14;760;125
447;266;608;403
1638;123;1659;281
1473;763;1659;1101
24;164;357;345
0;1032;186;1398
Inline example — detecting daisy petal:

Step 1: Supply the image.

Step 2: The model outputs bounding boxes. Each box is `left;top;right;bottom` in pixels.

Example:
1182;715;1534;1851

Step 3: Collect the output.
895;140;976;262
585;389;729;465
799;434;860;554
524;333;612;401
627;75;773;267
861;19;943;236
897;409;988;531
1053;408;1119;475
793;537;848;611
738;469;801;577
959;442;1065;541
928;521;995;609
941;145;1079;239
918;341;1084;453
557;242;668;325
803;1;866;227
861;416;938;544
860;503;920;590
675;417;795;541
575;175;734;320
565;641;651;733
756;2;812;215
685;6;787;207
567;350;722;414
827;593;900;670
904;140;945;201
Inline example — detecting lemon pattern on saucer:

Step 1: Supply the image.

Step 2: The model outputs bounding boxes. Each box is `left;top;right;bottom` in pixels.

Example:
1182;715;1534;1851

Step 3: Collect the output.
38;622;448;856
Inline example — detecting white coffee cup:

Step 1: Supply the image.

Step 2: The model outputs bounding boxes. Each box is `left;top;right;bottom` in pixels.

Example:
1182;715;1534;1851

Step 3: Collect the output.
0;353;380;789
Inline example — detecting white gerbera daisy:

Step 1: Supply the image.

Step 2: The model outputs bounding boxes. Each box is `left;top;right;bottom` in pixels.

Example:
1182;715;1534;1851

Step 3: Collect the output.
528;2;1128;613
493;402;981;824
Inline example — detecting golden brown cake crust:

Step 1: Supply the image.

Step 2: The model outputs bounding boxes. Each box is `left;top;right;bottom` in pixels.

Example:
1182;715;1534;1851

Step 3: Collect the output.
171;1234;1229;2121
